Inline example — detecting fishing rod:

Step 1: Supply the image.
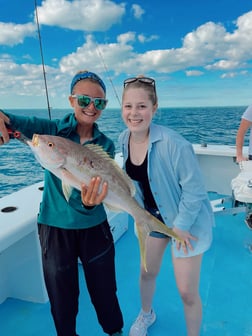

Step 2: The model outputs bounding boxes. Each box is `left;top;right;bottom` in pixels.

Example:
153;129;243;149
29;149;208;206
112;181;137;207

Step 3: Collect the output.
34;0;52;119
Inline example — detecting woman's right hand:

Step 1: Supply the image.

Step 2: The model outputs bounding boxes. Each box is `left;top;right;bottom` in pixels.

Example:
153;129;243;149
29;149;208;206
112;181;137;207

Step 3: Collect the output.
173;227;197;255
81;176;108;207
0;111;10;145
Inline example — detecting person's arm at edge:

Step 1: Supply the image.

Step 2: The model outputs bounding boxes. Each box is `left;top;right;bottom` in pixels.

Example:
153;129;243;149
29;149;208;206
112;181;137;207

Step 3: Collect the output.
236;118;252;162
0;110;11;143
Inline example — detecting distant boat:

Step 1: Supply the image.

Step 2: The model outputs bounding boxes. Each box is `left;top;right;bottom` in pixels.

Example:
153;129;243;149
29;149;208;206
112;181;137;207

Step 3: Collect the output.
1;145;252;335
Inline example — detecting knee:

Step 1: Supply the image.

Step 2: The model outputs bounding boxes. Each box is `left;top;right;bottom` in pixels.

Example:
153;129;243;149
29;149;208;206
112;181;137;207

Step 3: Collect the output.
179;289;199;306
140;266;158;281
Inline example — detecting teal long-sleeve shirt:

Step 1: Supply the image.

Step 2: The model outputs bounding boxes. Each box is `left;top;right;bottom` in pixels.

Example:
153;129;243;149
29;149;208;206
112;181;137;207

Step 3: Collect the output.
6;112;115;229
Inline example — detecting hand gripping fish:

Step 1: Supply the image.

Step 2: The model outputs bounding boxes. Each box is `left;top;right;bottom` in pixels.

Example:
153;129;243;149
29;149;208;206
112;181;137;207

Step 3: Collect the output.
28;134;183;270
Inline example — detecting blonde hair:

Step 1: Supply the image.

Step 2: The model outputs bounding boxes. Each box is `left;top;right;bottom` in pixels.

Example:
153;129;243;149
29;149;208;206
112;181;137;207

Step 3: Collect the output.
122;75;157;105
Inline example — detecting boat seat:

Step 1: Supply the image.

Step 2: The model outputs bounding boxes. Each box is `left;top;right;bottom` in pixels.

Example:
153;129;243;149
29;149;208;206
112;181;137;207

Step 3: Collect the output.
0;182;48;304
211;161;252;217
231;161;252;203
230;161;252;221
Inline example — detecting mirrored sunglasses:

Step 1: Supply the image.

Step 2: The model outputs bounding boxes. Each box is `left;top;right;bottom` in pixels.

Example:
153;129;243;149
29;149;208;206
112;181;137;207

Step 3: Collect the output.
71;94;108;110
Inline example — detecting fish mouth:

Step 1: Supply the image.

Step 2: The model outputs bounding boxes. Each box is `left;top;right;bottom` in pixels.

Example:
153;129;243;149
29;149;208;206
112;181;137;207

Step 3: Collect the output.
26;134;39;148
31;134;39;146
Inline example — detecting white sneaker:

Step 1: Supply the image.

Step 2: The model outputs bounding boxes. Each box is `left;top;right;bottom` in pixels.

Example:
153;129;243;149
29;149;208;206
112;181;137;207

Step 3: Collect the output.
129;309;156;336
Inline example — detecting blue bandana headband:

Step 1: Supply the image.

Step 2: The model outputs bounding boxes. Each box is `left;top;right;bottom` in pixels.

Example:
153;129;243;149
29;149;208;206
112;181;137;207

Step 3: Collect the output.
70;71;106;94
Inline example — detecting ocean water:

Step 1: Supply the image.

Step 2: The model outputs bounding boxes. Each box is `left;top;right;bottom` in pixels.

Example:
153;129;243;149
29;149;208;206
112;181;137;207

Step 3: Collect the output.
0;106;247;198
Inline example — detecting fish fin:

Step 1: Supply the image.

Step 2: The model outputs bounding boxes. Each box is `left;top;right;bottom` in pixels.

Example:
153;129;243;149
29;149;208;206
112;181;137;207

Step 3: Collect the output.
135;223;148;272
60;168;81;201
61;168;81;190
145;211;182;242
62;183;73;201
85;144;136;197
104;203;123;213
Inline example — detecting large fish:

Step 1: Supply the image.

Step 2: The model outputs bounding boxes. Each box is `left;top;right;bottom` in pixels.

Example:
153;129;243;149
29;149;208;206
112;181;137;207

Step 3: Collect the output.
27;134;183;270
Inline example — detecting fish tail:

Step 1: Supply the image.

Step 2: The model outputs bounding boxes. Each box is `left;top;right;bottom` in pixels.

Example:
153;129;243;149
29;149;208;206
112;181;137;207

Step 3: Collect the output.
133;209;183;272
133;208;184;270
135;224;148;272
138;209;181;241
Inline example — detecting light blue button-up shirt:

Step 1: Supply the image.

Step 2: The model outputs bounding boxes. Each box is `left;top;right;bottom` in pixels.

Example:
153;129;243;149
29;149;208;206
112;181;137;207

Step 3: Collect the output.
119;123;214;258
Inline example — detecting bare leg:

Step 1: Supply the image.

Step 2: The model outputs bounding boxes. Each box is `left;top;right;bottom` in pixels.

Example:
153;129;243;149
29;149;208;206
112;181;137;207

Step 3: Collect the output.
140;236;169;312
172;252;203;336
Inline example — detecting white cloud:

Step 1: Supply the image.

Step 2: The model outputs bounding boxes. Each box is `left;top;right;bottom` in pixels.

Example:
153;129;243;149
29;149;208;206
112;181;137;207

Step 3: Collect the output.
0;58;55;96
131;4;145;19
221;72;237;78
105;10;252;74
59;34;135;76
205;60;240;70
36;0;126;31
138;34;159;43
186;70;204;77
117;32;136;44
0;22;36;46
56;10;252;78
221;70;248;78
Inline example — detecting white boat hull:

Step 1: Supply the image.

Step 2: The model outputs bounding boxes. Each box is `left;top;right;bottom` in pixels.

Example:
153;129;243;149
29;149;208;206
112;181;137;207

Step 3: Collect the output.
193;144;242;195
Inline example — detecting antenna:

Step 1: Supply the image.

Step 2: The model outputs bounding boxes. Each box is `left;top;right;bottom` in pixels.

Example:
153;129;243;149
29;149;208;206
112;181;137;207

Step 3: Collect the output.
34;0;52;119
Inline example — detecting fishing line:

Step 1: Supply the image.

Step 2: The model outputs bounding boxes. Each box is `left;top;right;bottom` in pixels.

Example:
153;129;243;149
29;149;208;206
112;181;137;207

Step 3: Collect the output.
95;42;121;107
34;0;52;120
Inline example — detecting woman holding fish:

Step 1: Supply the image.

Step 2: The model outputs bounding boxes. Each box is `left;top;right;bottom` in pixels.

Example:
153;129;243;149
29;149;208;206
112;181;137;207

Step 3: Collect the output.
119;76;214;336
0;71;124;336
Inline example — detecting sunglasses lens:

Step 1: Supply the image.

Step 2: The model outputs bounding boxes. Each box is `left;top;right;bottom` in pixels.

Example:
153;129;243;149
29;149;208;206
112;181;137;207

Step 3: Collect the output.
124;78;136;86
74;95;107;110
124;77;155;87
140;78;154;84
77;95;91;108
94;98;107;110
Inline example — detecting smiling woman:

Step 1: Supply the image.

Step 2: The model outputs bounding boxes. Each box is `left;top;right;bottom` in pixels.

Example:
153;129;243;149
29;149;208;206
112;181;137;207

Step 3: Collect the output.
0;70;126;336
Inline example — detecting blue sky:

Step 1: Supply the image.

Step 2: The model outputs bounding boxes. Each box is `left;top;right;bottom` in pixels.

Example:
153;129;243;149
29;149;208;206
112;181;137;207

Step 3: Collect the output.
0;0;252;109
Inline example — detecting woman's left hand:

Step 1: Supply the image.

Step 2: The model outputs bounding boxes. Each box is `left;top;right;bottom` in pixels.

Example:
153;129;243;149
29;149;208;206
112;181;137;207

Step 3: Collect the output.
81;176;108;207
173;227;198;255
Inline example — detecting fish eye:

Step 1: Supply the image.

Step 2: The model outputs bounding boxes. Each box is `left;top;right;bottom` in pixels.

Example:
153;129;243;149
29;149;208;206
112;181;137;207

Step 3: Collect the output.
47;142;54;147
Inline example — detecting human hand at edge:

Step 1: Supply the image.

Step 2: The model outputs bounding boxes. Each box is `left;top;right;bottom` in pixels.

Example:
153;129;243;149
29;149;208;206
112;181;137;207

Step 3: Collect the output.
81;176;108;207
236;155;248;163
0;110;11;145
